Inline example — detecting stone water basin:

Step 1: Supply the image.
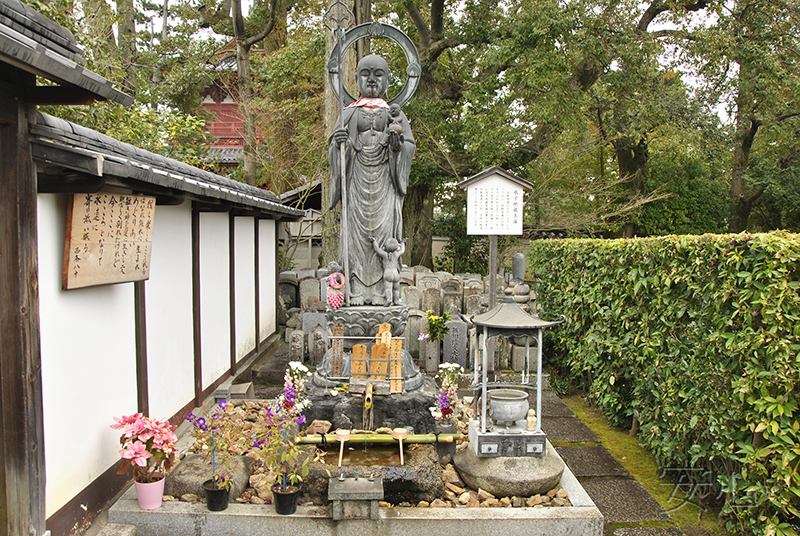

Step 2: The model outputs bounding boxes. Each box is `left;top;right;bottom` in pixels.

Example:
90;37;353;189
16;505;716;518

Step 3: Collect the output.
304;443;444;505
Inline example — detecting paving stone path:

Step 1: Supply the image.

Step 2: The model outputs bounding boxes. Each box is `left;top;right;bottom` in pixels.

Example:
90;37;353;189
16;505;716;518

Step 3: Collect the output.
537;389;685;536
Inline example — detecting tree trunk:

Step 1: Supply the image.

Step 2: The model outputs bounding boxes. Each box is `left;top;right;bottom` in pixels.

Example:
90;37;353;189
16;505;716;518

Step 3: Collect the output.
320;0;365;267
613;137;649;237
235;42;260;186
403;180;434;268
117;0;137;96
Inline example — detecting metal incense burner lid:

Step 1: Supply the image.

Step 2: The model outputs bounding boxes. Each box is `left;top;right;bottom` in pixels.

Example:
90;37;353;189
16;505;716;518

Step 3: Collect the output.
471;298;564;336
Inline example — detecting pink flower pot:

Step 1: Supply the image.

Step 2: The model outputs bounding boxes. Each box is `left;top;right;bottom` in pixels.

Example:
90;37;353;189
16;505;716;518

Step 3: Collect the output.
134;478;165;510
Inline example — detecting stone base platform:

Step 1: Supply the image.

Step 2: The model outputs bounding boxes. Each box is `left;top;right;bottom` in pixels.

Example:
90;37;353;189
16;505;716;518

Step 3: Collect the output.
109;458;602;536
453;440;565;497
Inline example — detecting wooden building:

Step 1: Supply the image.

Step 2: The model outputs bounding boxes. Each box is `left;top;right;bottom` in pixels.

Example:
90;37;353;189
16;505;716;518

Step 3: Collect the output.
0;1;303;535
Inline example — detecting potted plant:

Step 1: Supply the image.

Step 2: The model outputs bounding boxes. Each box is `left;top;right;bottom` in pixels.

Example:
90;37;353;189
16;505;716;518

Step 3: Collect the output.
111;413;177;510
187;401;234;511
256;362;321;515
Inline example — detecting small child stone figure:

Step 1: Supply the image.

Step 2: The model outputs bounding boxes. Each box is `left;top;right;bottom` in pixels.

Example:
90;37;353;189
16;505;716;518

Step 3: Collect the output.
370;236;405;306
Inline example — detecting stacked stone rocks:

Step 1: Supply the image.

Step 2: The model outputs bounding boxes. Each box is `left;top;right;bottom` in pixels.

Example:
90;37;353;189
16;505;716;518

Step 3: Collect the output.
277;254;539;375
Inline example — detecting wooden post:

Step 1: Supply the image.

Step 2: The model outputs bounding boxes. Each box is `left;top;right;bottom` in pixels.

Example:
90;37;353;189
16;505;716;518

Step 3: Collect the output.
228;212;237;374
0;72;47;536
134;280;149;415
191;203;203;406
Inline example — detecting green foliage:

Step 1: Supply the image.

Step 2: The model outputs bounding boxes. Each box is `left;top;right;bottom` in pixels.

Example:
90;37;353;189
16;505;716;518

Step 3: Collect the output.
528;232;800;535
424;310;451;342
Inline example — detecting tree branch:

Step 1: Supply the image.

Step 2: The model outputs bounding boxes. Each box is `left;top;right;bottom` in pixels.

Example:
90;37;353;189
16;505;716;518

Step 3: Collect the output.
243;0;284;48
777;111;800;122
405;0;430;49
430;0;445;40
637;0;707;33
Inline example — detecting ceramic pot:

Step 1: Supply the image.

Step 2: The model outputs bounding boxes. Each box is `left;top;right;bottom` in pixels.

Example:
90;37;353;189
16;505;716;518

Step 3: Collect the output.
134;478;165;510
203;479;229;511
272;483;300;515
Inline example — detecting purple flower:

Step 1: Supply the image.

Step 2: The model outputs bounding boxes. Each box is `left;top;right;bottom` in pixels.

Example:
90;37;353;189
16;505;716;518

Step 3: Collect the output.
218;400;228;409
252;439;266;449
296;415;306;426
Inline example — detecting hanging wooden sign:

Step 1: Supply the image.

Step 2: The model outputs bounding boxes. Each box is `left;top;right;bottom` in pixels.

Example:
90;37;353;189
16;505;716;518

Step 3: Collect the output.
62;192;156;290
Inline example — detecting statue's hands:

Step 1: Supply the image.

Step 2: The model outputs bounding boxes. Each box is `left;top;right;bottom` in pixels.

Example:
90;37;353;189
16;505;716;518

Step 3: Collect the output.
333;128;348;145
389;131;403;152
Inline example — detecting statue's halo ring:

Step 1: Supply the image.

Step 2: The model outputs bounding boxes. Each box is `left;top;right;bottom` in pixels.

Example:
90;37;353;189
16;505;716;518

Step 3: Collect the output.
328;22;421;109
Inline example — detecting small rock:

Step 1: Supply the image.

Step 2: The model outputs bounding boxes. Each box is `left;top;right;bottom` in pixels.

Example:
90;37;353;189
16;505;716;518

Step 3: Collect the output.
180;494;202;503
162;495;176;502
458;492;471;505
480;498;500;507
445;482;465;494
439;454;452;466
500;497;512;507
466;499;480;508
379;501;392;507
526;495;542;507
398;502;412;507
477;488;495;502
444;490;457;501
512;497;525;507
541;495;551;503
417;501;430;507
309;420;332;434
564;499;572;507
552;497;565;507
547;486;560;498
556;488;569;499
431;499;447;507
442;466;461;484
375;427;392;434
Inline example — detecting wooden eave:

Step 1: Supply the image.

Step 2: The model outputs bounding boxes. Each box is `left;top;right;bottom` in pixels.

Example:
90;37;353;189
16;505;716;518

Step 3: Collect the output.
31;112;304;221
0;0;132;106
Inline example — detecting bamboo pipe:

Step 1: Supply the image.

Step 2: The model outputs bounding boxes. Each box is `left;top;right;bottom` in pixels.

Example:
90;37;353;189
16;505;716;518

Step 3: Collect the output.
296;433;460;445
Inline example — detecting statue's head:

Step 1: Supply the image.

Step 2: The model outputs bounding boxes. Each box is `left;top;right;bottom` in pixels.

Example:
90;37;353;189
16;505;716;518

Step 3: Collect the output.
385;237;399;251
356;54;390;99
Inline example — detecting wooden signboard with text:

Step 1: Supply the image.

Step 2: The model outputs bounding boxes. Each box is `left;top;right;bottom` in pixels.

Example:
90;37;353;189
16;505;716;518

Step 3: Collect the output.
62;193;156;290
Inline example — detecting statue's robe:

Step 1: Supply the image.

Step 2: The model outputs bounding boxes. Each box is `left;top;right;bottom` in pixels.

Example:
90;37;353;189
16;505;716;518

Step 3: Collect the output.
329;98;415;304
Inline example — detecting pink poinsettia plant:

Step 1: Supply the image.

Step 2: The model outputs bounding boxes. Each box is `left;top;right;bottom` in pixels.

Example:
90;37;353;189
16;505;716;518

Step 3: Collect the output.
111;413;177;483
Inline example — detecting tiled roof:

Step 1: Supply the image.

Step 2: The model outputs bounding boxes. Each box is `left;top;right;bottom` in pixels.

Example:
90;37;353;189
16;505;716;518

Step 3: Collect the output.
31;112;304;219
0;0;131;105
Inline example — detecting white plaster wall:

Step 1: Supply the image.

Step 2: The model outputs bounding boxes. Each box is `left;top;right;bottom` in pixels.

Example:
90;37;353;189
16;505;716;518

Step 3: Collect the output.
234;217;256;361
259;219;277;341
145;203;194;419
37;194;138;518
199;212;231;390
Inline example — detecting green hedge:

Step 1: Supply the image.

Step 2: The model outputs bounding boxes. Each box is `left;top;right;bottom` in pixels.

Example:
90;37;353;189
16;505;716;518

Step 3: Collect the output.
527;232;800;536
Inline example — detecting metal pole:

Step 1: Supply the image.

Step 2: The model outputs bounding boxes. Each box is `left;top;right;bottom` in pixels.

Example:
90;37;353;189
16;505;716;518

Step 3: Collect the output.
536;328;543;433
481;326;488;434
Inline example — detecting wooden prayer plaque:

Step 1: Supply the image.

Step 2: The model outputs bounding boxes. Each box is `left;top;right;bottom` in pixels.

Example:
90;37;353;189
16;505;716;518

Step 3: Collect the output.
351;344;368;379
63;193;156;290
390;338;403;393
331;324;345;377
369;343;389;380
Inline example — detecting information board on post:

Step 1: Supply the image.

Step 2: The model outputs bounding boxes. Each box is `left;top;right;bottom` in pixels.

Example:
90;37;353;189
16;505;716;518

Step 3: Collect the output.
62;192;156;290
465;173;525;236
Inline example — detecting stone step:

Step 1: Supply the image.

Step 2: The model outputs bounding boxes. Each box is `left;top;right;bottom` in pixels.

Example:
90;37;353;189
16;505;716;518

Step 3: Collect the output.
95;523;136;536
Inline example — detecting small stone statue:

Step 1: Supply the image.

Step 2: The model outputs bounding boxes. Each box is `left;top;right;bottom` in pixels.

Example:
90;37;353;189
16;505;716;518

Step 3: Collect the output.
370;236;405;306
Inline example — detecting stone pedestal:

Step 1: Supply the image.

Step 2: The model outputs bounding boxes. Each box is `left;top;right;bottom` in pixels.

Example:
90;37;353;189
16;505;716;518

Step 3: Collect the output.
329;477;383;520
424;339;440;373
453;439;564;497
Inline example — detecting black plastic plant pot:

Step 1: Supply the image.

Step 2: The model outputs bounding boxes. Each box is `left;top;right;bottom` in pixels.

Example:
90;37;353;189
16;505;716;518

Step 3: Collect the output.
272;484;300;515
203;479;229;511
